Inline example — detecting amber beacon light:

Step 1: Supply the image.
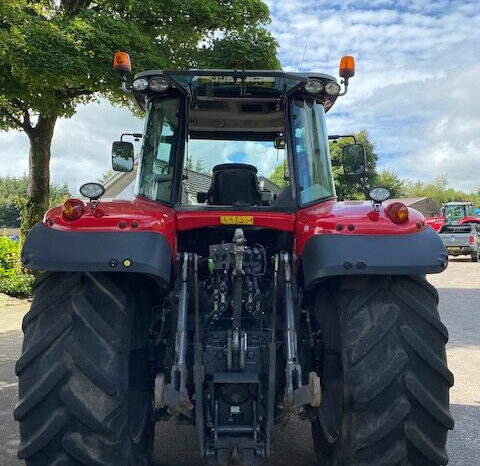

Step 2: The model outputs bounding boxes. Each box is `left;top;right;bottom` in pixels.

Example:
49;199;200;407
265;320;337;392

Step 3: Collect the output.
113;52;132;74
339;56;355;79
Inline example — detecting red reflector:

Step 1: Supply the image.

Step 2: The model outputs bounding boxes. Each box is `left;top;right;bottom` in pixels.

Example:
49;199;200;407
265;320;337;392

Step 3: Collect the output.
367;211;379;222
62;198;85;220
469;235;475;245
386;202;409;224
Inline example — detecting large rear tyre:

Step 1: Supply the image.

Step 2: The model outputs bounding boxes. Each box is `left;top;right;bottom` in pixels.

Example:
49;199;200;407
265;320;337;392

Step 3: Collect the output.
311;275;454;465
15;272;155;466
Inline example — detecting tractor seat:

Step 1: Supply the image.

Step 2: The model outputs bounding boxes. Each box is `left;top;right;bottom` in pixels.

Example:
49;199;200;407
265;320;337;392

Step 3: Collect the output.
203;163;262;206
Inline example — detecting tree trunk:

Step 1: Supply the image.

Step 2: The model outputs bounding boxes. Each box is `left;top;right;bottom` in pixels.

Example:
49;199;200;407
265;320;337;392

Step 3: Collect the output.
20;115;57;241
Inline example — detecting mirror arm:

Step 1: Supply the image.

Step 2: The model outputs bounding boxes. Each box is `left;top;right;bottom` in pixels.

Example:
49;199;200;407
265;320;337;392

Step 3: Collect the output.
120;76;132;94
121;132;143;142
329;134;356;143
362;175;369;200
337;77;349;97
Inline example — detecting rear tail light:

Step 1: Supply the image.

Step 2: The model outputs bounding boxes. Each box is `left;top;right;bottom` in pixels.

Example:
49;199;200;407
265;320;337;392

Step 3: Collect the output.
386;202;409;224
469;235;475;245
62;198;85;220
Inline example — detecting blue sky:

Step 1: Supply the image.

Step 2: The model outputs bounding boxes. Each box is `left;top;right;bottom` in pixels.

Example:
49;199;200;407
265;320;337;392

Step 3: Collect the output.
1;0;479;193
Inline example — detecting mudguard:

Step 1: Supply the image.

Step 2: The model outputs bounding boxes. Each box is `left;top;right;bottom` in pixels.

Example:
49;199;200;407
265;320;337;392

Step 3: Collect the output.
22;223;172;287
302;227;448;290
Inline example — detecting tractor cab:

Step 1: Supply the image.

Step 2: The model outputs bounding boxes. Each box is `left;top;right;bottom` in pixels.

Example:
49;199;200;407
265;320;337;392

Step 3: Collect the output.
441;202;478;223
427;201;480;230
111;68;364;211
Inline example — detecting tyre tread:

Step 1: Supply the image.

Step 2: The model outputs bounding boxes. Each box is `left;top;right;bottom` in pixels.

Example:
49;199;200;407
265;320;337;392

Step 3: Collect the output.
405;422;449;465
354;398;410;450
400;326;454;386
14;360;69;421
353;348;408;405
16;313;71;376
72;293;122;351
392;282;448;342
405;373;454;429
312;275;453;466
348;303;399;364
16;272;152;465
18;408;67;459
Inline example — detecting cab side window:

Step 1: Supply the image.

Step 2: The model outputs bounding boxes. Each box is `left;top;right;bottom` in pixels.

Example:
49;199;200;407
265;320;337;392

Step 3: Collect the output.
136;98;180;203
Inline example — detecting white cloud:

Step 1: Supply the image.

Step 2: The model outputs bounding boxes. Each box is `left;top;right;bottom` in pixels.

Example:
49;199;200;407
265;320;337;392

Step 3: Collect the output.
0;130;30;176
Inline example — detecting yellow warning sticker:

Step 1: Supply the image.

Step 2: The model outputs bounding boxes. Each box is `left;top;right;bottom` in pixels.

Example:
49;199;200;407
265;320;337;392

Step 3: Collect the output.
220;216;254;225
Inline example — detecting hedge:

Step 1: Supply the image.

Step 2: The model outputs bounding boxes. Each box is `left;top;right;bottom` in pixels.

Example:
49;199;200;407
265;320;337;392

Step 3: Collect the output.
0;236;34;298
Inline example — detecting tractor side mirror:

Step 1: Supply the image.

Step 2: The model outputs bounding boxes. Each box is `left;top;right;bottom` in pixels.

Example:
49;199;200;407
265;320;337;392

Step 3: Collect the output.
342;143;366;176
112;141;134;172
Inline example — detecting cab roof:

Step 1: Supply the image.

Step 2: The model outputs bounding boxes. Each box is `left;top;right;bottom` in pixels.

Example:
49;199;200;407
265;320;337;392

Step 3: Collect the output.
135;69;337;82
445;202;474;206
132;69;340;112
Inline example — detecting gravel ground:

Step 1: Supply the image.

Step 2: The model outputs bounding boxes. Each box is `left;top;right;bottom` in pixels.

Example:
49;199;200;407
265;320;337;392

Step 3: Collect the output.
0;259;479;465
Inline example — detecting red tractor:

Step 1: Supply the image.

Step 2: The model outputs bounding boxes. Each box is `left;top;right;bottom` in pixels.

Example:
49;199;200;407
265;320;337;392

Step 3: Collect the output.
17;54;453;466
426;201;480;231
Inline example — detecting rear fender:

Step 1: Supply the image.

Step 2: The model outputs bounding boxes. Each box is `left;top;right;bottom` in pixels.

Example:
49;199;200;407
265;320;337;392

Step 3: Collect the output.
22;223;173;288
22;197;176;287
297;200;448;289
301;227;448;290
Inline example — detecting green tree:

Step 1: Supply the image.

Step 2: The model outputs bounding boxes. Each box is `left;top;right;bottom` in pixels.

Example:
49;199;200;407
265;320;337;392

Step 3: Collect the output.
268;130;377;198
194;156;207;174
472;187;480;208
0;204;19;228
269;161;288;188
375;169;407;197
49;183;71;207
98;169;115;185
185;156;194;171
0;0;278;238
0;175;70;227
404;175;467;206
200;27;280;70
330;130;378;200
